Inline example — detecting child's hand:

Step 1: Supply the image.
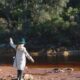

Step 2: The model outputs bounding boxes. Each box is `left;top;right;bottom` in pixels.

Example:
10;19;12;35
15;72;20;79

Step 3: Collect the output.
10;37;12;41
10;37;13;43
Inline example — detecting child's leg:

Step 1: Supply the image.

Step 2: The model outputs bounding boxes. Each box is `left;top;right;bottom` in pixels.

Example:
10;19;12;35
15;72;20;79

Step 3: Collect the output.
17;70;23;80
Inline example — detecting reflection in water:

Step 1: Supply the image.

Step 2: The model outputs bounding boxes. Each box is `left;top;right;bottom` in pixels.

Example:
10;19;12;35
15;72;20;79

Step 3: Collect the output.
0;50;80;65
0;57;13;64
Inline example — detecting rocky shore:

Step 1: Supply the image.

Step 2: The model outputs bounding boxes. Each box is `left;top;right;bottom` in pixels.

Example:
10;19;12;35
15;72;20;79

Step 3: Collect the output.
0;65;80;80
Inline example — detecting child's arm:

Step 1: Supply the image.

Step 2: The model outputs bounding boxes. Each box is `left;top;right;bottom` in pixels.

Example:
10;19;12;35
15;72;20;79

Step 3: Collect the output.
10;37;16;49
24;49;34;63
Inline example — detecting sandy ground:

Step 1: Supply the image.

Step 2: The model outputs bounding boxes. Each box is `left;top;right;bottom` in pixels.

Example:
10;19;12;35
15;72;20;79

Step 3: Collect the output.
0;64;80;80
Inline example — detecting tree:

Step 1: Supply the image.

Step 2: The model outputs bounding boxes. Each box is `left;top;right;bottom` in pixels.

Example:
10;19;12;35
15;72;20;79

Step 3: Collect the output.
0;0;80;49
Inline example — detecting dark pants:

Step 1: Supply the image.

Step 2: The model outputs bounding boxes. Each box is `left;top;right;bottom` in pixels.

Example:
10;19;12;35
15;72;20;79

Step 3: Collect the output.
17;70;23;80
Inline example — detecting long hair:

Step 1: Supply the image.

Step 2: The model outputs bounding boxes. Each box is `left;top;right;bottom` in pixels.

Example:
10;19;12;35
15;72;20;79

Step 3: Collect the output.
16;45;19;50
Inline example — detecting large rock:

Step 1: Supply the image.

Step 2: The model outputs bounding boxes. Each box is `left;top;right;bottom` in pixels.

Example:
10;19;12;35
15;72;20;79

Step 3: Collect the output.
24;74;34;80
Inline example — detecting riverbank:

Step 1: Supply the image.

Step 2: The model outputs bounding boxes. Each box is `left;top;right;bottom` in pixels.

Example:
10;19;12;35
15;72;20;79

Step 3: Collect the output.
0;64;80;80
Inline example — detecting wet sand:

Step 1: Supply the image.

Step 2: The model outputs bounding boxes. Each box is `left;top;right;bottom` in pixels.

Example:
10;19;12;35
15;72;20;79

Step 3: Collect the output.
0;64;80;80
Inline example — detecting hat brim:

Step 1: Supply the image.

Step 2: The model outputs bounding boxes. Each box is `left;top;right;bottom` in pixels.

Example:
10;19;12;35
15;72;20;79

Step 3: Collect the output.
17;42;26;44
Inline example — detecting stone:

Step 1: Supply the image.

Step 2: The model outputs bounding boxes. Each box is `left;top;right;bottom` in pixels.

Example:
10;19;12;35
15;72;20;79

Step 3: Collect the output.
24;74;34;80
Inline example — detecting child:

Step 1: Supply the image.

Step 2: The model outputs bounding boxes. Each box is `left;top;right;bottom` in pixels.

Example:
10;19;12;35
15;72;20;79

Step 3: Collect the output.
10;37;34;80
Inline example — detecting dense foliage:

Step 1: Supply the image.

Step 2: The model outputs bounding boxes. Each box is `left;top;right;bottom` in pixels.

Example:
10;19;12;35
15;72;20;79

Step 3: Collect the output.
0;0;80;50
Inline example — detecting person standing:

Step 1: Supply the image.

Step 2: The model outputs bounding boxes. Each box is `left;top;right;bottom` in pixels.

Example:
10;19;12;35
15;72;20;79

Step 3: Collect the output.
10;37;34;80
